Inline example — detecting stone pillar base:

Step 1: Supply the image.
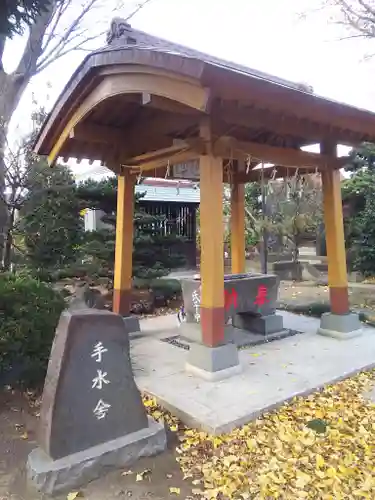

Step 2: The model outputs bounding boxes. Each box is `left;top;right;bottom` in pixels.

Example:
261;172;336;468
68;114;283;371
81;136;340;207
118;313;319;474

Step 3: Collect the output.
179;322;204;344
185;342;241;381
27;417;166;496
123;315;140;333
317;312;363;340
232;312;285;335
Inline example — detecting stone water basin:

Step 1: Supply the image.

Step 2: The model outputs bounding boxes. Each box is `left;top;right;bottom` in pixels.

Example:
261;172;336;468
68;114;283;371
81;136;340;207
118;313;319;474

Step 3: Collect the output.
180;272;280;324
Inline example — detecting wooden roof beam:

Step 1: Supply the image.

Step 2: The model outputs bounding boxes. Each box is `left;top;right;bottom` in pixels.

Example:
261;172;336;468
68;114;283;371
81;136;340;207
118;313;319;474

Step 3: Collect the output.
125;140;200;165
202;136;348;170
233;166;316;184
125;135;347;176
128;149;200;173
125;138;203;171
149;163;314;183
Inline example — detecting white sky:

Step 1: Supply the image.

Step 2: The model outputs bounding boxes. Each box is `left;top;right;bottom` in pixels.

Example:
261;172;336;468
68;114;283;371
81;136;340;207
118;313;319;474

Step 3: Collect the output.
4;0;375;174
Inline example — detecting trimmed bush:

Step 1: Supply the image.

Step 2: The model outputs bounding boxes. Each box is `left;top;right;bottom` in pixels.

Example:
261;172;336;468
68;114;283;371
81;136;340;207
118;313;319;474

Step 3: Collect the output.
149;279;182;307
133;277;182;308
0;273;66;388
149;278;182;297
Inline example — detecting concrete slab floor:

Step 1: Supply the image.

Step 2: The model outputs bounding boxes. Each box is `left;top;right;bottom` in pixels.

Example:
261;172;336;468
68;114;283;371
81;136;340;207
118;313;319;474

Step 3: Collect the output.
133;311;375;435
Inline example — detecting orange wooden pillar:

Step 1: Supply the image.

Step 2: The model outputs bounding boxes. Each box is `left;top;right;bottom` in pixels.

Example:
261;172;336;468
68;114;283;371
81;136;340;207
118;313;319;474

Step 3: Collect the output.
319;142;361;338
113;170;135;316
186;121;241;380
231;171;246;274
321;155;349;315
199;151;225;347
322;168;349;314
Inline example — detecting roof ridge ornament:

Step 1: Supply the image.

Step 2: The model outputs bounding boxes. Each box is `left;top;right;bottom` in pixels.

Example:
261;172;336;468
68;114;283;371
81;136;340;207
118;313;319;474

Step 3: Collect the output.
296;82;314;94
106;17;133;45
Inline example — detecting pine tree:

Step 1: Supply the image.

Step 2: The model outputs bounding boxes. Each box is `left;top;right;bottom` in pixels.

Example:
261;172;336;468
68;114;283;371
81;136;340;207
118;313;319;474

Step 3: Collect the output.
77;177;186;284
19;158;84;274
2;107;83;273
342;142;375;275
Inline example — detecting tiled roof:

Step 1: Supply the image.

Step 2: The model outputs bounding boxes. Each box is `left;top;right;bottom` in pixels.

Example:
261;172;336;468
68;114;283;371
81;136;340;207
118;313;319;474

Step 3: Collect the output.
103;19;313;93
135;184;200;204
74;165;200;203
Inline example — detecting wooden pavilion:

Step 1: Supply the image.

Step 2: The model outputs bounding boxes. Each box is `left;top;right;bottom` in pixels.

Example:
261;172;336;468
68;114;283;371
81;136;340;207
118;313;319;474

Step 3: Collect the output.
34;19;375;376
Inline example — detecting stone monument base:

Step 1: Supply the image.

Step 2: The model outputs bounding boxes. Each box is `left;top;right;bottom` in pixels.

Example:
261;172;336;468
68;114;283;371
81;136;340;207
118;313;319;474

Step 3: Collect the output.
185;342;242;381
317;312;363;340
123;315;140;333
27;417;166;496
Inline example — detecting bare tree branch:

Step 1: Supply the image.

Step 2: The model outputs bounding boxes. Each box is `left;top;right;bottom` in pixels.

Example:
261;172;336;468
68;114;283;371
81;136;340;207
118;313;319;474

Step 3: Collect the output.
325;0;375;39
358;0;375;18
42;0;72;55
15;3;56;79
0;0;157;263
35;0;156;74
126;0;154;21
36;29;101;74
36;0;97;72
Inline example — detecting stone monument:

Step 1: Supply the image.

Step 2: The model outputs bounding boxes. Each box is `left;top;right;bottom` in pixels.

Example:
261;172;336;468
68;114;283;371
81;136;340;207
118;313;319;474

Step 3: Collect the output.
27;309;166;496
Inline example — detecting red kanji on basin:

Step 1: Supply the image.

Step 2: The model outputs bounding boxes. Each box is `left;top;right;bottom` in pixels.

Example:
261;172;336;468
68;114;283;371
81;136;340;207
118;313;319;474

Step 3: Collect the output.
224;288;238;310
254;285;269;307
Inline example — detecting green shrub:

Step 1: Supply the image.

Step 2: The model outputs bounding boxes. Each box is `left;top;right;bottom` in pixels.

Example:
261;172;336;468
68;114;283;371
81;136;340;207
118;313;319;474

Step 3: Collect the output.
0;273;66;388
149;278;182;297
133;277;182;307
150;279;182;307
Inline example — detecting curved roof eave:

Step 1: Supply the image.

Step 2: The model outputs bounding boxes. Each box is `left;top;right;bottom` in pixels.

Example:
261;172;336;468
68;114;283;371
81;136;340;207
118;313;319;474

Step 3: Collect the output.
35;47;208;154
35;43;375;155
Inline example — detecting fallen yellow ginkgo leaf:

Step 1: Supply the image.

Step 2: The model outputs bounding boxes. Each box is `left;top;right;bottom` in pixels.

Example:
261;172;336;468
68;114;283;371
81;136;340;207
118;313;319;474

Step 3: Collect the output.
141;369;375;499
67;492;82;500
169;486;180;495
121;470;133;476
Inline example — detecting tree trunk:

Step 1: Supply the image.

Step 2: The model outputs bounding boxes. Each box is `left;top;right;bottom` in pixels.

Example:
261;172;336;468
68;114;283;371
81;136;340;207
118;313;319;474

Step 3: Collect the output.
0;139;7;268
291;242;299;264
0;71;28;266
3;208;15;271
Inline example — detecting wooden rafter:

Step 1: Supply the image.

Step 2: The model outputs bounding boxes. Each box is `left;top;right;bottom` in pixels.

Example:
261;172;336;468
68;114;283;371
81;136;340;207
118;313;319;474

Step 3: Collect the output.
140;93;201;115
70;123;123;144
70;112;197;145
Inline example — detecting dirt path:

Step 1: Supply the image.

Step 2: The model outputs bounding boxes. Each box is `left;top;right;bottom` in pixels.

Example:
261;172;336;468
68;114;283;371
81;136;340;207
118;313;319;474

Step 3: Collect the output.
0;390;193;500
